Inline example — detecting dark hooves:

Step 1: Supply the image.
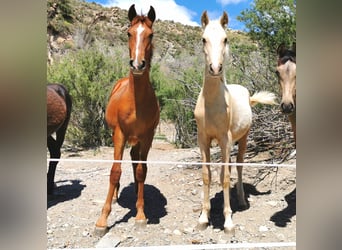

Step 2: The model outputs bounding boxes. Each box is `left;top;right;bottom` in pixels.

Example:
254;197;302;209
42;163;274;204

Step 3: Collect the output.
94;226;109;237
134;219;147;228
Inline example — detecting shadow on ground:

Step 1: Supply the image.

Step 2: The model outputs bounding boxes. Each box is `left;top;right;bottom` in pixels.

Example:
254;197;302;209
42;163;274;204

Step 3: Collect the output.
208;183;271;230
109;182;167;228
47;179;86;209
270;188;296;227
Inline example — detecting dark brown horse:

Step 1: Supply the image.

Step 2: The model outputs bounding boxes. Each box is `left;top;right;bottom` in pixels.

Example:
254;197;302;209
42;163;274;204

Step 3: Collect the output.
95;4;159;231
47;83;72;195
276;43;296;142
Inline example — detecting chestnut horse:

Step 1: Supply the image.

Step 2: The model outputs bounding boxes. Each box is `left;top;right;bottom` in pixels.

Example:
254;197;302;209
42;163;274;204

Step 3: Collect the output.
95;4;159;231
194;11;276;233
47;83;72;195
276;43;296;142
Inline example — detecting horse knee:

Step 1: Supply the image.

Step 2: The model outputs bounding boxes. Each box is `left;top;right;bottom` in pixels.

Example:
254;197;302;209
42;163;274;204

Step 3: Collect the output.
134;164;147;182
110;167;122;184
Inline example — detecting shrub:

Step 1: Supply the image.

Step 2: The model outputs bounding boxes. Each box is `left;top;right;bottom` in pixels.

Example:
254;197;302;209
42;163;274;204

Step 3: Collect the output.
47;46;128;147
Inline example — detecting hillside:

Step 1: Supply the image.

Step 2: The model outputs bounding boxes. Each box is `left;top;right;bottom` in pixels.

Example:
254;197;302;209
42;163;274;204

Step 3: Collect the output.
47;0;295;155
47;0;251;65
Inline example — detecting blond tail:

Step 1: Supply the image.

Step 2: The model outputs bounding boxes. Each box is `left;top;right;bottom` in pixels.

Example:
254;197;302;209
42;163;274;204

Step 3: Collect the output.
250;91;277;107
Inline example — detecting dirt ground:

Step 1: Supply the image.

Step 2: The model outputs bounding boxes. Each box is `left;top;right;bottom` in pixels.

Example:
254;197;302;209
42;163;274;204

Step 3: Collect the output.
47;123;296;249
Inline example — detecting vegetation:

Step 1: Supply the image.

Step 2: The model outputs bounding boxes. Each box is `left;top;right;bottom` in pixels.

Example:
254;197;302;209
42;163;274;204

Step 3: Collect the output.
47;0;296;149
237;0;296;53
47;46;128;147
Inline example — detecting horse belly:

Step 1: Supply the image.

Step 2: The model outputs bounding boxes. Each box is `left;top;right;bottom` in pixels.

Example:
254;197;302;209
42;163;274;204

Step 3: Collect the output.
227;84;252;142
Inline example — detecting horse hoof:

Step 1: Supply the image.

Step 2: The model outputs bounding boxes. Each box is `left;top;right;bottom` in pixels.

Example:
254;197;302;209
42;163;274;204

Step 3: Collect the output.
134;219;147;228
94;226;109;237
196;222;209;231
224;225;235;235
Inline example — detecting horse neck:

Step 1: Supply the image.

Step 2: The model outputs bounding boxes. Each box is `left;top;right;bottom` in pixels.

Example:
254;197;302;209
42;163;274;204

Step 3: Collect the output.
202;67;226;102
129;70;154;102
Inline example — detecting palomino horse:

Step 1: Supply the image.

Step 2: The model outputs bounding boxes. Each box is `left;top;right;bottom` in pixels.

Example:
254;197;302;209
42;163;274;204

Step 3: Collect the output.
276;43;296;142
95;4;159;232
194;11;276;233
47;83;72;195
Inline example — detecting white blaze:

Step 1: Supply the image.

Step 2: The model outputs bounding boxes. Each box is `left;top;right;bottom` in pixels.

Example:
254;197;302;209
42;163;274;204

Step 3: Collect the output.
134;24;145;68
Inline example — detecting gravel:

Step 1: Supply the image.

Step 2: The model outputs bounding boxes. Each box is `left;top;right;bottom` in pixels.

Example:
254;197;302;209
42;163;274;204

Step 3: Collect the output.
47;139;296;249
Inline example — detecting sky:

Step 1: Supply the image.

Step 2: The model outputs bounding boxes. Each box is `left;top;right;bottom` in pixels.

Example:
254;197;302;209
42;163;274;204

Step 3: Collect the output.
85;0;253;31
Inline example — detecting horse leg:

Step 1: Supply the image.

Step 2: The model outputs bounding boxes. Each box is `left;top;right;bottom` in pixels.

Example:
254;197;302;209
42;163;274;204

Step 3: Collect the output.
47;112;70;195
198;137;211;229
219;132;234;233
236;132;248;209
95;132;124;230
288;113;296;143
132;136;153;225
130;143;140;195
47;135;60;195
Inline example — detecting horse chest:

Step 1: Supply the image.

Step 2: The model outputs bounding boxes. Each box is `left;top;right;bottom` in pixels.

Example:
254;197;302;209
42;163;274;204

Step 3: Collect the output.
195;99;229;137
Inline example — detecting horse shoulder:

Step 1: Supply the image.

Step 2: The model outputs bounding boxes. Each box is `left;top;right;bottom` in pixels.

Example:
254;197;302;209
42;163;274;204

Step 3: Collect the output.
105;78;131;128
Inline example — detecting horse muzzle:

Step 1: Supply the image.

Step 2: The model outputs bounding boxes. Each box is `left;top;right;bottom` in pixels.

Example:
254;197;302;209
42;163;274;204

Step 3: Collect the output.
209;63;223;76
280;102;295;114
130;60;146;75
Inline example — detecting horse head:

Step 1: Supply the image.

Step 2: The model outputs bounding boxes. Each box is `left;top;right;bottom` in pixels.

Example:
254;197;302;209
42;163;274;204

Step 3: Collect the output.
127;4;156;75
276;43;296;114
201;11;229;77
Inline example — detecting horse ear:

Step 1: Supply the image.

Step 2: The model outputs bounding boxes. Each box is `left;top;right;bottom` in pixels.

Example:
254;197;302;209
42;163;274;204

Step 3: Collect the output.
277;43;286;57
201;11;209;28
148;6;156;23
128;4;137;22
220;11;229;27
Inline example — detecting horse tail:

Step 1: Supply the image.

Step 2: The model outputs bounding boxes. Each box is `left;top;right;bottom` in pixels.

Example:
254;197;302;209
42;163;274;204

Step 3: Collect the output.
249;91;277;107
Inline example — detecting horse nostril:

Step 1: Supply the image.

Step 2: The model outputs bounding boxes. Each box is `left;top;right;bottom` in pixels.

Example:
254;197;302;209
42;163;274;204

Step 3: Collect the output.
139;60;146;70
209;64;214;73
129;59;134;68
218;64;223;73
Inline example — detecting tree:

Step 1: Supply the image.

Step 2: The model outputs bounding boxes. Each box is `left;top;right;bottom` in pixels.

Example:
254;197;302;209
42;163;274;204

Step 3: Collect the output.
237;0;296;53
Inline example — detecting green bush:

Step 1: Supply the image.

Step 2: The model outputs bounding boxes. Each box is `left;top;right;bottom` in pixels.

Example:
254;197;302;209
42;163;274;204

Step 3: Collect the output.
47;46;128;147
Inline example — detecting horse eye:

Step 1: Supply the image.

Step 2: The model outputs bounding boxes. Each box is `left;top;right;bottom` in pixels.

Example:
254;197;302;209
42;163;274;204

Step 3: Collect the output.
224;38;228;44
127;32;131;38
202;38;206;44
149;34;154;39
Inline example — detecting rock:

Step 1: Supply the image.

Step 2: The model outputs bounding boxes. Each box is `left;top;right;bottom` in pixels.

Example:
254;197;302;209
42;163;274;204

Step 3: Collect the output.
95;233;120;248
266;200;278;207
173;229;182;235
259;225;269;232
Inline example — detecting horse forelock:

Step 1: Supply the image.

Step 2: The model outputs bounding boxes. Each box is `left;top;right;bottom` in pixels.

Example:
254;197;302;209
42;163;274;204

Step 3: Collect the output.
278;50;296;65
130;15;153;28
